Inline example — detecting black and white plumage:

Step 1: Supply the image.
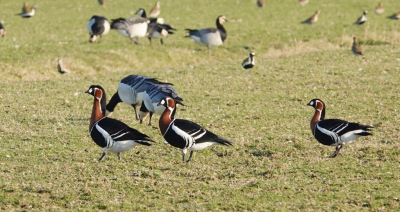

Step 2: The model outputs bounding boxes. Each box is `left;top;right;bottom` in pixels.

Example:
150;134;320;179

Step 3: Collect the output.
18;2;37;18
158;97;233;162
185;15;228;54
105;75;170;120
139;83;183;126
110;17;150;44
86;85;155;161
355;10;368;25
307;99;373;158
87;16;110;43
242;52;255;69
0;22;5;38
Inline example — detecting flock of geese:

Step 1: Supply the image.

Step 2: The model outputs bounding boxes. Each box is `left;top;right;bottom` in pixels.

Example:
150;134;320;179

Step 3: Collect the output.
4;0;399;161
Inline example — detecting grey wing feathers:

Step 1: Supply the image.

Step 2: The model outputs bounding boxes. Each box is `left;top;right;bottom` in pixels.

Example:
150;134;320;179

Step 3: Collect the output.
147;84;183;102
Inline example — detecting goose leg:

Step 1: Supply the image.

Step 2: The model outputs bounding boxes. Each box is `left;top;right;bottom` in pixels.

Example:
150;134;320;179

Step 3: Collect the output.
148;37;152;44
182;151;186;162
117;152;121;160
160;39;164;45
131;104;139;120
134;37;140;45
207;45;211;55
148;112;153;126
130;37;134;44
98;152;106;161
328;145;343;158
186;151;194;163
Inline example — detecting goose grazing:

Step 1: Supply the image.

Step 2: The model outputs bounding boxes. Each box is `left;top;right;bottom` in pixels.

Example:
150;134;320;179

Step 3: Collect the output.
87;15;110;43
148;1;161;18
18;2;37;18
257;0;264;8
388;12;400;20
374;2;384;15
355;10;368;25
139;83;183;126
110;17;150;44
185;15;228;54
302;10;320;24
57;59;70;74
307;99;373;158
351;37;362;56
158;97;233;162
86;85;155;161
106;75;170;120
298;0;309;6
242;52;255;69
0;22;5;39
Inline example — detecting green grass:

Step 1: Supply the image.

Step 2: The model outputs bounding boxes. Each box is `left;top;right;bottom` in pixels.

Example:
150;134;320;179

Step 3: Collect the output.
1;0;400;210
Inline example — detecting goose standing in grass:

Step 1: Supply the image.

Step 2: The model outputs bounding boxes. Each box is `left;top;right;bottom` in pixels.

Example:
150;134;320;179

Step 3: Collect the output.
351;37;362;56
355;10;368;25
87;16;110;43
106;75;170;120
57;59;70;74
185;15;228;54
148;1;161;18
135;8;176;45
17;2;37;18
374;2;384;15
388;12;400;20
86;85;155;161
0;22;5;39
298;0;309;6
301;10;320;24
242;52;255;69
257;0;264;8
158;97;233;162
110;17;150;44
307;99;373;158
139;84;183;126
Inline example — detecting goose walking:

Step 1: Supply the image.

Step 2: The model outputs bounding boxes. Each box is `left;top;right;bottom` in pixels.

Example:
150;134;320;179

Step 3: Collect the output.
148;1;161;18
302;10;320;24
242;52;255;69
111;17;150;44
158;97;233;162
374;2;384;15
307;99;373;158
139;83;183;126
18;2;37;18
185;15;228;54
57;59;70;74
87;15;110;43
355;10;368;25
0;22;5;38
106;75;170;120
86;85;155;161
351;37;362;56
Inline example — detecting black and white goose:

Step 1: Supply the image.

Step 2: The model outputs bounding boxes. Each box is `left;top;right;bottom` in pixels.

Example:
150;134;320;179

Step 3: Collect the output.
135;8;176;45
18;2;37;18
0;22;5;39
106;75;169;120
158;97;233;162
242;52;255;69
85;85;155;161
139;83;183;126
355;10;368;25
307;99;373;158
111;17;150;44
87;16;110;43
185;15;228;54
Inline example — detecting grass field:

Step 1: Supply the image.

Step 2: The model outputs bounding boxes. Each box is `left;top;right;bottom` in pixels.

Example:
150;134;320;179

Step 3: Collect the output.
1;0;400;210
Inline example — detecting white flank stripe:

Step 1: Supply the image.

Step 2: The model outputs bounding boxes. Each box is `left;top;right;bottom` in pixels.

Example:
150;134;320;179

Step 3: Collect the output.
171;124;195;148
96;124;115;148
334;123;348;134
192;130;206;140
316;124;339;143
113;132;129;140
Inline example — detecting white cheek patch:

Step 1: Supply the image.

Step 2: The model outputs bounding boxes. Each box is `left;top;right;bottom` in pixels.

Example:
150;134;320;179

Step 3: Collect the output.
309;101;314;106
160;100;165;105
89;88;93;93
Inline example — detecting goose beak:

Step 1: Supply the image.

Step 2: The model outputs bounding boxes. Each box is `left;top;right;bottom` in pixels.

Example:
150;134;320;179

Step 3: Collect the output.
306;102;312;106
176;100;185;106
85;90;90;94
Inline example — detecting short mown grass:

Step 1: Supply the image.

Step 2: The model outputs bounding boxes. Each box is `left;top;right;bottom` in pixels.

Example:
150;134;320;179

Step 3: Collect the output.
1;0;400;210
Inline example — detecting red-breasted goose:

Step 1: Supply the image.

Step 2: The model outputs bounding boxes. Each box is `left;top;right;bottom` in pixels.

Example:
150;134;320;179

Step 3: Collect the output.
139;83;183;126
302;10;320;24
18;2;37;18
106;75;171;120
257;0;264;8
185;15;228;54
98;0;105;5
86;85;155;161
242;52;255;69
111;17;150;44
87;16;110;43
307;99;373;158
158;97;233;162
355;10;368;25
